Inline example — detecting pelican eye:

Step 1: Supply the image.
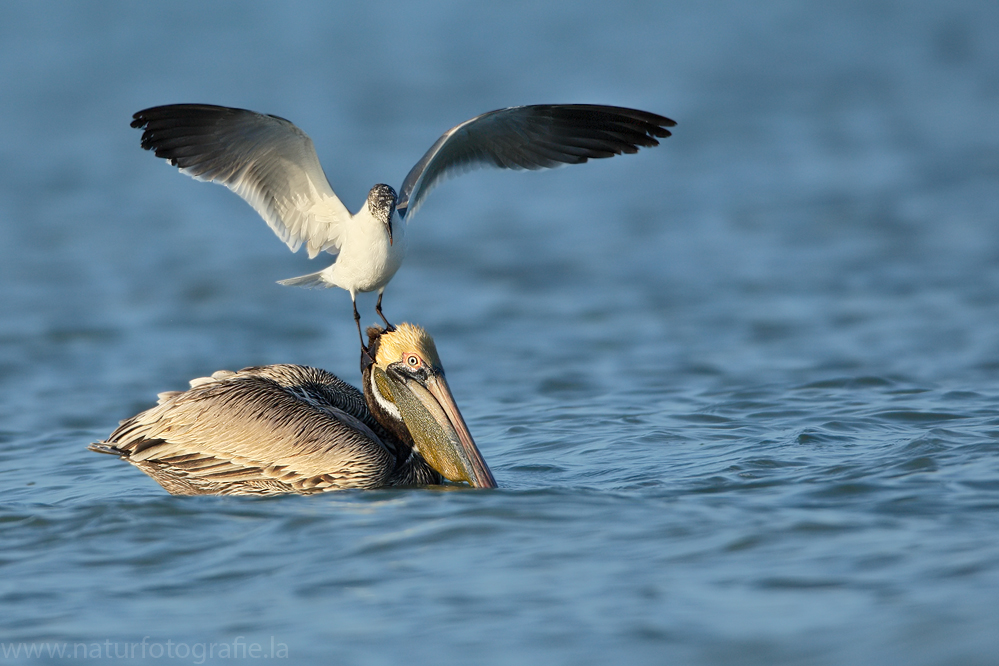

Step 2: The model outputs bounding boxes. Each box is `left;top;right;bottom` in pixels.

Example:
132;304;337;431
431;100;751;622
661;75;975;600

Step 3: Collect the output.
405;354;422;369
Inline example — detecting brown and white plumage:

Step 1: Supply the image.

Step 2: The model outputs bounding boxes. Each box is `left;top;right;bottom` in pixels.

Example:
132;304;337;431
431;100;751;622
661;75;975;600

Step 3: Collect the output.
89;324;496;494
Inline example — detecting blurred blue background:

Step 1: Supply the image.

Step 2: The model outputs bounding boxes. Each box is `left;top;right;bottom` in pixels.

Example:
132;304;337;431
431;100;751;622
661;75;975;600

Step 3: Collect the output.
2;2;998;664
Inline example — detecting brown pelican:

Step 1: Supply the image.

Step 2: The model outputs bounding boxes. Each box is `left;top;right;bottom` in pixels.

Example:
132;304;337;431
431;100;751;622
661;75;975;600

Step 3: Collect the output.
88;323;496;494
131;104;675;345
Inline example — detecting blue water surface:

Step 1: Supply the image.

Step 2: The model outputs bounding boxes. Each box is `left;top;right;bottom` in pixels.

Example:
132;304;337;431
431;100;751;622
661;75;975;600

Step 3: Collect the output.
1;1;999;664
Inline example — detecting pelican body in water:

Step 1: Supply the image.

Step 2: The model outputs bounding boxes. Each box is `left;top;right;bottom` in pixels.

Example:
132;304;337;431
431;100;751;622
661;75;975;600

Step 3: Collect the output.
89;324;496;494
130;103;675;343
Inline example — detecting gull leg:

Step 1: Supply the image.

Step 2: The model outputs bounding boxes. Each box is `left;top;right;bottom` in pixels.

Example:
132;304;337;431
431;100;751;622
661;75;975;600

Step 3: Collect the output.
352;298;366;351
375;291;394;331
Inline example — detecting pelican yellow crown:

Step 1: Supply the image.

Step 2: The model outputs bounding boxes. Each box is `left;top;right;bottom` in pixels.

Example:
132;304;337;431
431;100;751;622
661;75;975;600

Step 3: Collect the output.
376;323;442;370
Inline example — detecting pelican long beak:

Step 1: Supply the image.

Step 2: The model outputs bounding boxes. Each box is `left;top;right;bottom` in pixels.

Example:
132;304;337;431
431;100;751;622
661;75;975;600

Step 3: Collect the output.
389;369;497;489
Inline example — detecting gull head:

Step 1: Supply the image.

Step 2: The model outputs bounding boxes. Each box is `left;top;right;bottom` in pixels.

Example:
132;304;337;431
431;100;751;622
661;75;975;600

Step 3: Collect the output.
367;184;398;245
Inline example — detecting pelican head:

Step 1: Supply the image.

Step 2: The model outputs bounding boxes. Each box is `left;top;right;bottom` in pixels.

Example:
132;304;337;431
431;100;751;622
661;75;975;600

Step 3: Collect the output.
362;323;497;489
367;183;398;246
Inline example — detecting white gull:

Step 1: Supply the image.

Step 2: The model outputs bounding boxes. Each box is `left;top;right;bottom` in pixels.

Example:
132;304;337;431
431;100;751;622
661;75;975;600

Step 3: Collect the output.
131;103;675;345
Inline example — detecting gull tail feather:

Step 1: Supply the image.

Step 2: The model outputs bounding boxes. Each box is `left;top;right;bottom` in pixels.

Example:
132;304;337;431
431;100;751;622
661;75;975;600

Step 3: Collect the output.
277;270;330;289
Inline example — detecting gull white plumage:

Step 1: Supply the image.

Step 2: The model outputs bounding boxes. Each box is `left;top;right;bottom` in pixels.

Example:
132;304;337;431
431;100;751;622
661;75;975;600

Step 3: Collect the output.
131;103;676;344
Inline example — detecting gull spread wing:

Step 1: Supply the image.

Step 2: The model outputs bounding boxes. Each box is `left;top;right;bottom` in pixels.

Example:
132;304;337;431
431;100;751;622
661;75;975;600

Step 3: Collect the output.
396;104;676;219
131;104;351;258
